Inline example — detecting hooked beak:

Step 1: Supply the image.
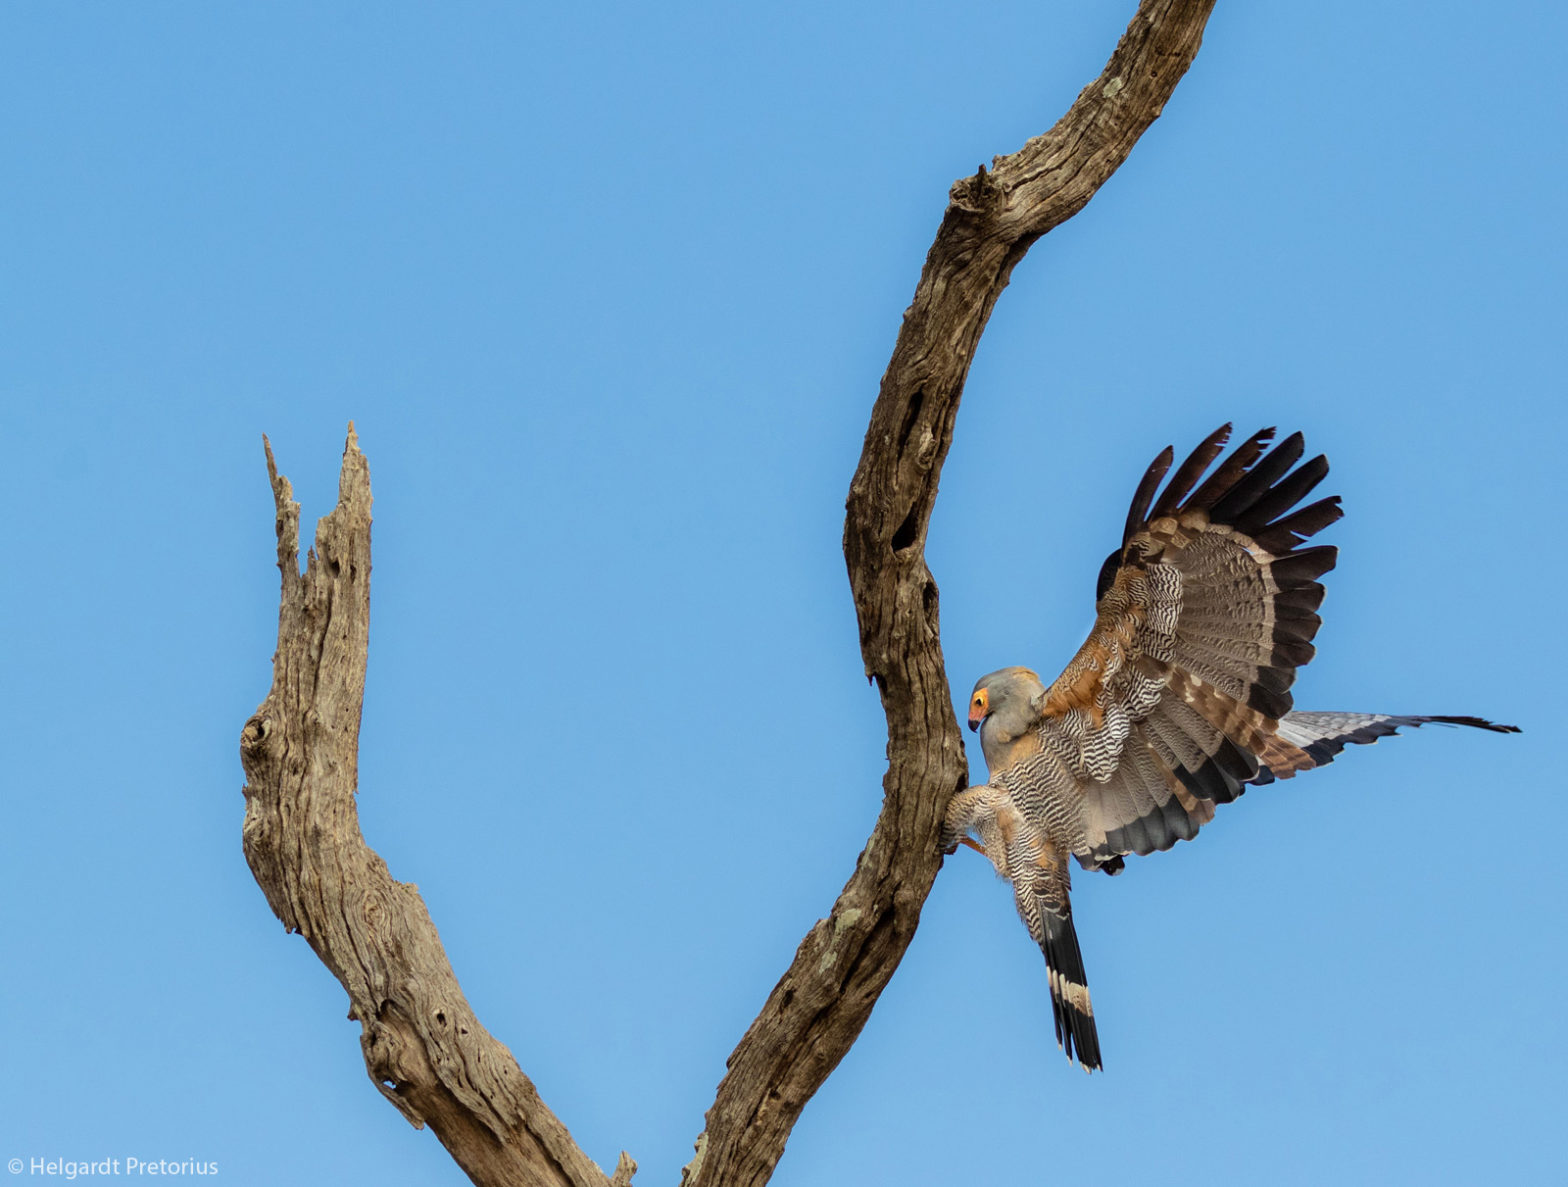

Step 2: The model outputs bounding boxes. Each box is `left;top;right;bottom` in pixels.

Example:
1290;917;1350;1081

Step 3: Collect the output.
967;708;984;733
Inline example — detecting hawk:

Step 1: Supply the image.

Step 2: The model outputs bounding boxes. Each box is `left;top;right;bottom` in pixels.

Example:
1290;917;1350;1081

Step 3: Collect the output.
941;425;1518;1072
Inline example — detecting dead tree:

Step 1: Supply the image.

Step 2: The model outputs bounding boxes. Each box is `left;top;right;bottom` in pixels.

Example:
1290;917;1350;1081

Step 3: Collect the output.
238;3;1217;1184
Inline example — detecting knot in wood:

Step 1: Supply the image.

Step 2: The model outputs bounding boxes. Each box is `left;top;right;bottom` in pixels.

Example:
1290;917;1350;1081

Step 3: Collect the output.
948;162;1002;216
240;713;273;755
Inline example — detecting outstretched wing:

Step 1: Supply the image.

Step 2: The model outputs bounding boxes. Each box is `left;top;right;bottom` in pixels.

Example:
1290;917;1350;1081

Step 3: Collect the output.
1030;425;1344;869
1251;711;1520;783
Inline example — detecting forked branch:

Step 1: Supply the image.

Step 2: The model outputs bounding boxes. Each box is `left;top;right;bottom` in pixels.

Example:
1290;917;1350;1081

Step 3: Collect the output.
240;2;1214;1185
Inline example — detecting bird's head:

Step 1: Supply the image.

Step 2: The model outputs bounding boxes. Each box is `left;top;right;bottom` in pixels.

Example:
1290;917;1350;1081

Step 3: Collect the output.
968;666;1046;739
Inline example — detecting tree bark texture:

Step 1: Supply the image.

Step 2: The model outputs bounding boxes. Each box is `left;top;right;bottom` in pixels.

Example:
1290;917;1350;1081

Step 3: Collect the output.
240;2;1214;1185
684;3;1214;1185
240;429;634;1187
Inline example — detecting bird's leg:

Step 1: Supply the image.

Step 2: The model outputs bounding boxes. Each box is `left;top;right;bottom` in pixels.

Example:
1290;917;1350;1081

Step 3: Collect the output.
941;785;1005;856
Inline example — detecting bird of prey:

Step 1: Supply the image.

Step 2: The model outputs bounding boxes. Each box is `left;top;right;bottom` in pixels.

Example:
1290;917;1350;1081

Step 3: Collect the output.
941;425;1518;1073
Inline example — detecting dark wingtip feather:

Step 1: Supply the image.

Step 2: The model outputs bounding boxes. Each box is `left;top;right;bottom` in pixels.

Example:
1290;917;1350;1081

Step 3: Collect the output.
1186;426;1278;514
1271;546;1338;588
1208;431;1306;525
1235;454;1331;539
1253;494;1343;553
1418;715;1521;734
1145;427;1340;557
1124;445;1175;546
1149;423;1233;520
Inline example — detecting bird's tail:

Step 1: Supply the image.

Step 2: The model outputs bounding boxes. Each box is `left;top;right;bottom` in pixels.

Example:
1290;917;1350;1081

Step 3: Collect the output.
1037;902;1102;1072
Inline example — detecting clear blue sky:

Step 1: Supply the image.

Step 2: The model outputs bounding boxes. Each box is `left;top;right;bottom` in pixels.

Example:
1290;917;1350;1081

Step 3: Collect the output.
2;2;1563;1184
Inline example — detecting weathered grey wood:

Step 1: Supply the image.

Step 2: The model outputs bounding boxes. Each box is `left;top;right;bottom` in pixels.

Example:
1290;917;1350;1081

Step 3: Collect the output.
240;2;1214;1183
682;3;1215;1185
240;427;628;1187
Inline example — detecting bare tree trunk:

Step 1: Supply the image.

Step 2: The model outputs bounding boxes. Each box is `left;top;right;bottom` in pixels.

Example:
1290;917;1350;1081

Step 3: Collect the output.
239;3;1214;1185
685;3;1214;1183
239;432;634;1187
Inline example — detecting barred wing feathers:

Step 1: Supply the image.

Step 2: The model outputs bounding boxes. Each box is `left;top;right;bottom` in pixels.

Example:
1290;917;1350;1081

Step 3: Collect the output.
1251;711;1520;784
1034;425;1346;869
949;424;1519;1073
